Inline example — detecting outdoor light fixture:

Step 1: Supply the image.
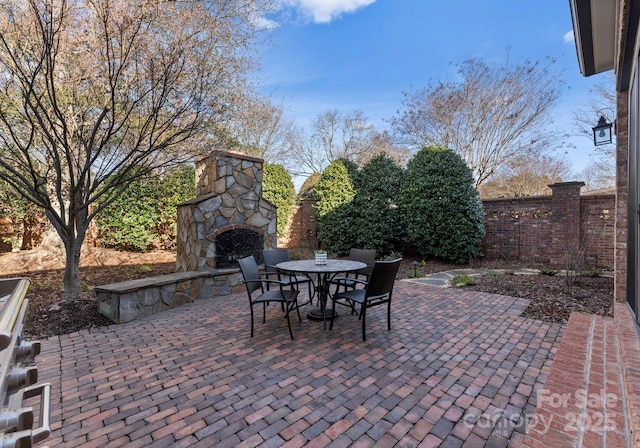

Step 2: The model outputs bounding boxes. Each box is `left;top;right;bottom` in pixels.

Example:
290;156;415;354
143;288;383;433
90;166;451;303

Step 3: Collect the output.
592;115;613;146
411;260;418;277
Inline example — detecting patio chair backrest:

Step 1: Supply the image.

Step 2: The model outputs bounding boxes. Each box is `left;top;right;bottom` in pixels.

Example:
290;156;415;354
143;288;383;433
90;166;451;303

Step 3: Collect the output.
262;249;290;274
349;248;376;276
365;258;402;298
238;256;262;295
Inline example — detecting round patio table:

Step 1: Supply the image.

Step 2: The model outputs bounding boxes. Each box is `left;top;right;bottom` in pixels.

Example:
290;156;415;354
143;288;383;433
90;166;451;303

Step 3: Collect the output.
276;259;367;328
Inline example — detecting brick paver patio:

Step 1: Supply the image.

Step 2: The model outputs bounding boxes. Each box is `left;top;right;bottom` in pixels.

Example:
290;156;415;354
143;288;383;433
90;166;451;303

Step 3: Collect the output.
34;281;566;447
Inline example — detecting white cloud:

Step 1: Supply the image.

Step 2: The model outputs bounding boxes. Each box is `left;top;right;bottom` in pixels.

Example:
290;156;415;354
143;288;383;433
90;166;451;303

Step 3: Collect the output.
281;0;376;23
563;30;574;44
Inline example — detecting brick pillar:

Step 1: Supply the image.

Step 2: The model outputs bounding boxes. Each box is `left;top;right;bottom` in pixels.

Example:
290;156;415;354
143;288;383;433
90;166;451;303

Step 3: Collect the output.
549;182;584;267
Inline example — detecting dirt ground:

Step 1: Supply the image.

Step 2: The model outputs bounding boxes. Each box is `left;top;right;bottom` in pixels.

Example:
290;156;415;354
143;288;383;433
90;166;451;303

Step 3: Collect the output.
0;248;614;339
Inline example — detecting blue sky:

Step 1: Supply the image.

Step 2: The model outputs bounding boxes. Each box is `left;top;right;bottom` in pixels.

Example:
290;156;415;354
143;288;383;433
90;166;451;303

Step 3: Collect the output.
258;0;613;174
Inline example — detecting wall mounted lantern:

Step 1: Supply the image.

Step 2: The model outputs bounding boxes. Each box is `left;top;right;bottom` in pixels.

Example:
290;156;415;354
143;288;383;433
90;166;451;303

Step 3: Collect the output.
592;115;613;146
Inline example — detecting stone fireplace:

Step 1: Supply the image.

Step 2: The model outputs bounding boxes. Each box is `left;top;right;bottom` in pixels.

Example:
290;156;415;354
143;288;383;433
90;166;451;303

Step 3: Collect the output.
176;150;277;271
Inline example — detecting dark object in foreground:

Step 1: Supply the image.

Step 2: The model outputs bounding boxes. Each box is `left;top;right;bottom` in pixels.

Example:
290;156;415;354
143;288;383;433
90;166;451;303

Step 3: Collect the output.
0;278;51;447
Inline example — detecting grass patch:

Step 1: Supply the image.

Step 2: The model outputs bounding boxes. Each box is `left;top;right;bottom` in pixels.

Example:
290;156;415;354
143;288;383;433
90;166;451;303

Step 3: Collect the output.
133;264;154;274
451;274;476;287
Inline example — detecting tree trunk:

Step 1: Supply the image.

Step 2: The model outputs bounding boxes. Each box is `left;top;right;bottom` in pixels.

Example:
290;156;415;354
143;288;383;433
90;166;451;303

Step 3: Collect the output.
63;241;83;300
39;217;87;301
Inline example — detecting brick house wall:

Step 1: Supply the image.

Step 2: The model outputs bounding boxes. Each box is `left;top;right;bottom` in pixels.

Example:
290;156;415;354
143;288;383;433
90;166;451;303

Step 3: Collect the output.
615;93;628;303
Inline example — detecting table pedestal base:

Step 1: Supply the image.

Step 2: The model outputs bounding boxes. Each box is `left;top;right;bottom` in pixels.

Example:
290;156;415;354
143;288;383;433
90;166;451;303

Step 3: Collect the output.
306;307;337;321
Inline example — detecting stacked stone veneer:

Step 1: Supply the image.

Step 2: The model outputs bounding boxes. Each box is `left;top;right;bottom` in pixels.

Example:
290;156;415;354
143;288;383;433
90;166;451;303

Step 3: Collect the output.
96;270;239;323
176;150;277;271
97;150;277;324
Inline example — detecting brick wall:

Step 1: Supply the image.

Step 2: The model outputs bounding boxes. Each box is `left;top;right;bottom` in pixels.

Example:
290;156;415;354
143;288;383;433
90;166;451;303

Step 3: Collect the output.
288;183;615;270
482;183;614;269
283;198;319;250
481;196;554;264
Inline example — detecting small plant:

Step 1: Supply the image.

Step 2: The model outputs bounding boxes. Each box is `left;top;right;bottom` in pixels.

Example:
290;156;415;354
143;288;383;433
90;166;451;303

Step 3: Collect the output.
482;271;500;277
2;236;21;252
539;268;559;276
582;267;602;278
134;264;154;274
451;274;476;287
381;251;403;261
408;270;426;279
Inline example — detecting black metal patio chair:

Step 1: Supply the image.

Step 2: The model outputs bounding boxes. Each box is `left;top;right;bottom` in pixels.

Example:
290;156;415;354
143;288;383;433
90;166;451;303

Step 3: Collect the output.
329;258;402;341
238;255;301;340
330;248;376;292
262;249;314;304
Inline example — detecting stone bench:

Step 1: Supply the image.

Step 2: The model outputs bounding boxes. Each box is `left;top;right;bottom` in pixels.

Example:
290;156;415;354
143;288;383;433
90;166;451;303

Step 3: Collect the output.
95;268;243;324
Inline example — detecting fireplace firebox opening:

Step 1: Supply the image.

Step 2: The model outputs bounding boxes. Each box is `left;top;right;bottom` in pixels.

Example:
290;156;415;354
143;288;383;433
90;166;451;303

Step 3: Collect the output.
215;229;264;269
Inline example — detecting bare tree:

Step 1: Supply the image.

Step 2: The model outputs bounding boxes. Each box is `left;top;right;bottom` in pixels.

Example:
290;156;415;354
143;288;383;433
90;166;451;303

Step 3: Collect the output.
0;0;274;299
577;161;615;192
479;153;572;198
355;130;412;167
288;109;381;175
390;58;563;188
221;94;298;164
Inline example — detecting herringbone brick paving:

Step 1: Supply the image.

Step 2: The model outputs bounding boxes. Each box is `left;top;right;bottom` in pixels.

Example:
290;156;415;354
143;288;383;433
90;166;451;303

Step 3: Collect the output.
33;281;565;447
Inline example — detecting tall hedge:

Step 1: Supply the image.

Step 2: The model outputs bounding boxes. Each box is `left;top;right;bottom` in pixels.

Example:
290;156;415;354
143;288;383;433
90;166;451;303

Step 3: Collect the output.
314;160;357;253
347;154;405;256
400;146;485;263
263;163;296;236
155;166;195;248
96;176;160;251
299;172;321;200
97;166;195;251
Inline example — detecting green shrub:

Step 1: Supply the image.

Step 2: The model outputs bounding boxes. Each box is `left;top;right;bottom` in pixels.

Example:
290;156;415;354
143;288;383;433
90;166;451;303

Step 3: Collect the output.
316;155;405;257
299;172;321;200
96;166;195;251
539;268;559;276
347;154;405;256
400;146;485;263
314;160;357;254
155;166;195;249
263;163;296;236
96;176;159;251
451;274;476;287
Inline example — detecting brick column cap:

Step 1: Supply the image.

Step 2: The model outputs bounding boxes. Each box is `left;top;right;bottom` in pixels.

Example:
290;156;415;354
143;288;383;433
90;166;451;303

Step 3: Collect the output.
548;181;585;190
